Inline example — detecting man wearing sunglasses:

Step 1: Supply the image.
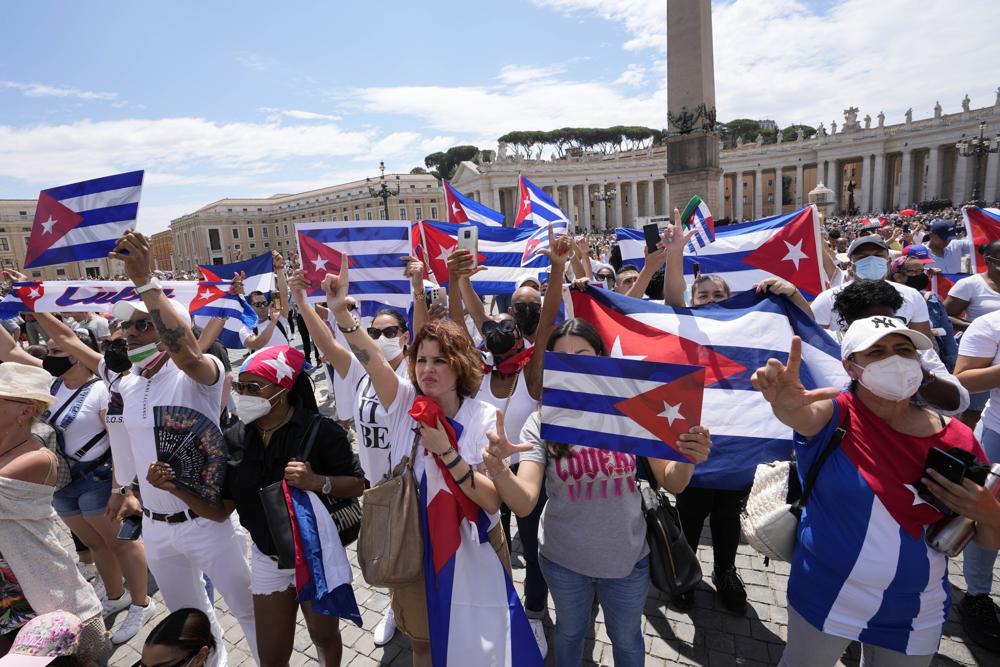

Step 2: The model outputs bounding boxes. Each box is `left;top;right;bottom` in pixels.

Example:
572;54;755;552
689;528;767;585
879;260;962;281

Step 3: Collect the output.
238;252;292;352
99;231;256;667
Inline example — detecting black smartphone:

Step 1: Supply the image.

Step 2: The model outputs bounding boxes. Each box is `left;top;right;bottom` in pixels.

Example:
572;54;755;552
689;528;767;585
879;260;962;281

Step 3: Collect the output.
117;515;142;541
642;223;660;254
916;447;967;514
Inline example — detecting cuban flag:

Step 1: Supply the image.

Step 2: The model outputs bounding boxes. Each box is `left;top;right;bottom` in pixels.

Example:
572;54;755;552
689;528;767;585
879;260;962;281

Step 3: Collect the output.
281;483;362;625
199;252;274;296
863;215;888;229
24;171;144;269
295;221;411;320
443;181;504;227
962;206;1000;273
542;352;705;462
564;285;847;489
411;399;542;667
416;220;549;295
513;175;569;230
190;282;259;349
617;206;827;297
680;194;715;252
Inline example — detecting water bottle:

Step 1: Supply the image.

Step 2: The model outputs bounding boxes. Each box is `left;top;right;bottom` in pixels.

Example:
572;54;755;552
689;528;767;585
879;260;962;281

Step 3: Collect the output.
927;463;1000;557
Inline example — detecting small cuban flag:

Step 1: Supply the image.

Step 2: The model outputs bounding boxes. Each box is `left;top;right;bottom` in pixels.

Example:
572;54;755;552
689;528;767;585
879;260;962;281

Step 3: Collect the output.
541;351;705;462
680;194;715;253
25;171;144;269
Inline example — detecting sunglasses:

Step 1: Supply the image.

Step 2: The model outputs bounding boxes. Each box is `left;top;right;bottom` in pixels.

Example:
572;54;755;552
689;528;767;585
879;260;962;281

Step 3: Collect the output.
250;300;270;308
120;319;155;333
232;381;269;395
482;319;517;337
596;273;614;281
512;301;541;314
367;325;403;340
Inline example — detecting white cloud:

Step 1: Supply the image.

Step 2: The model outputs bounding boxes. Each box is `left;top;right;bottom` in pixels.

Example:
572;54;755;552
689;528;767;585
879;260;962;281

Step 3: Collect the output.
497;64;566;85
235;52;274;72
615;64;646;88
0;80;119;102
531;0;664;51
258;107;342;122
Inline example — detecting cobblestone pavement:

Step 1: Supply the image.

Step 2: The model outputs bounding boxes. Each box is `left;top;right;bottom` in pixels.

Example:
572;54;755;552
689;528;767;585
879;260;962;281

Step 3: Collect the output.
92;344;997;666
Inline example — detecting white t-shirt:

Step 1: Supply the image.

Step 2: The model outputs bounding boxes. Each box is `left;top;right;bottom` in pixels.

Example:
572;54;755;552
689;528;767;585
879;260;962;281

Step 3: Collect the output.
958;311;1000;433
84;316;111;342
49;378;110;463
811;280;930;332
103;374;136;487
927;239;970;273
100;356;225;514
338;354;411;484
946;273;1000;321
238;316;290;349
475;371;537;465
379;377;500;526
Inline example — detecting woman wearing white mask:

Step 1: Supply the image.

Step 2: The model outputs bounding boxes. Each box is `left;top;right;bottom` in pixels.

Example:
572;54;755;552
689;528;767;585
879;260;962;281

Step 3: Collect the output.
148;344;364;667
753;317;999;666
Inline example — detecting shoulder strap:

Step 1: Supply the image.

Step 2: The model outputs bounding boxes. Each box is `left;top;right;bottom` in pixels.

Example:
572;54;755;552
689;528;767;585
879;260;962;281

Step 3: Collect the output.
298;414;325;461
793;406;849;512
49;378;100;426
67;430;108;461
276;320;288;340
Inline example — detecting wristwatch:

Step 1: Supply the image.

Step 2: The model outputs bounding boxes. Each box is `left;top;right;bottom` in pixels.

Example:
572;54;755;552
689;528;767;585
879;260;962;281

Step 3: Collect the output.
321;476;332;495
116;484;132;496
135;277;162;295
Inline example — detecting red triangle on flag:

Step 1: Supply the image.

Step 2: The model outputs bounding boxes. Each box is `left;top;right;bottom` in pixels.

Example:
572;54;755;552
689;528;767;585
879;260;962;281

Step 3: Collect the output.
421;224;459;285
16;283;45;309
513;177;532;227
24;192;85;268
443;183;469;224
965;207;1000;273
741;208;824;295
571;291;745;386
297;230;347;290
189;283;226;312
613;367;706;459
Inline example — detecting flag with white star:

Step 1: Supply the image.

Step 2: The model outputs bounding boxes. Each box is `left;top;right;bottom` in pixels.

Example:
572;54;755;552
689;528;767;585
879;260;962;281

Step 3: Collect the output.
541;350;705;462
616;205;828;298
24;170;144;269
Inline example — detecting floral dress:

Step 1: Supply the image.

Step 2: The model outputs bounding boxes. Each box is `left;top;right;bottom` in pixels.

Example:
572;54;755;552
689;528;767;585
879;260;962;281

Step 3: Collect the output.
0;551;34;636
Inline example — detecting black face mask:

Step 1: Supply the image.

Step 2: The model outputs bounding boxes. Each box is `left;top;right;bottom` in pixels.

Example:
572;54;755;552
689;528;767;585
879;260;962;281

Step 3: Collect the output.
512;303;541;337
905;274;929;291
42;355;74;377
104;339;132;374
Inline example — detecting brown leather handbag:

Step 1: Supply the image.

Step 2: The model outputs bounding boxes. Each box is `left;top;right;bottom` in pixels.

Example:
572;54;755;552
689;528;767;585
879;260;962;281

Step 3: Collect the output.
358;434;423;587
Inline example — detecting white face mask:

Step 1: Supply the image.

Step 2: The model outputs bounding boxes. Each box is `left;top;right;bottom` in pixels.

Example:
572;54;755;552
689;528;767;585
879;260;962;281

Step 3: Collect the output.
852;355;923;401
376;334;403;362
236;388;286;424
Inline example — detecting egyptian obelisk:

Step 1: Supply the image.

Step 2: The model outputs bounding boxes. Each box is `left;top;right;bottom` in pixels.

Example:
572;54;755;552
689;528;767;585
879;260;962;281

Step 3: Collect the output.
664;0;723;215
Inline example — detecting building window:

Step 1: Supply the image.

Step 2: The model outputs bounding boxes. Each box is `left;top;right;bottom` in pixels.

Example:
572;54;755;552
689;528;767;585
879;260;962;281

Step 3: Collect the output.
274;225;279;237
415;207;423;219
262;227;269;238
234;243;241;250
227;208;233;212
31;271;41;278
430;206;438;219
0;239;8;251
250;243;256;249
354;213;360;221
264;242;270;249
343;214;349;221
284;224;288;235
398;207;407;219
18;211;27;216
56;268;66;276
366;210;373;221
208;229;222;251
248;228;255;239
232;228;239;239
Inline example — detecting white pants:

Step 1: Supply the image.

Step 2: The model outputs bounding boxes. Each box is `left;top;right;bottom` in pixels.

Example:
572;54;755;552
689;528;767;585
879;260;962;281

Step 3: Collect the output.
143;514;257;666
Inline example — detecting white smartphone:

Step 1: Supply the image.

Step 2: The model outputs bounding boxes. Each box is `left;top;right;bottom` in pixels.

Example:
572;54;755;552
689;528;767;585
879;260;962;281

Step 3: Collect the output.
457;225;479;268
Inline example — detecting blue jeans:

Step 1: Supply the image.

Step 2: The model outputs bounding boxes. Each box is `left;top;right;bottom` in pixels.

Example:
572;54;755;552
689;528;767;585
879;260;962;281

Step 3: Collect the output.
964;425;1000;596
539;553;649;667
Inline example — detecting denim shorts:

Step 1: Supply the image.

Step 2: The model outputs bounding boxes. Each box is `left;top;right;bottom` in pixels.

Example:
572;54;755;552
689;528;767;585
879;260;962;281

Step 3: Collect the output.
51;462;113;517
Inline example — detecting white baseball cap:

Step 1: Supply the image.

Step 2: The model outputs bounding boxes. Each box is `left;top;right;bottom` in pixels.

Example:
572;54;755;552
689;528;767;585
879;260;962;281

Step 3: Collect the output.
111;297;191;327
840;315;932;360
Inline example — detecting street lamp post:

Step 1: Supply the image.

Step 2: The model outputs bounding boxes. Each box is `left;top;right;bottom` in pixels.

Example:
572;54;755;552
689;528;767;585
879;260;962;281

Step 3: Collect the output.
366;161;401;219
592;182;617;230
957;121;1000;202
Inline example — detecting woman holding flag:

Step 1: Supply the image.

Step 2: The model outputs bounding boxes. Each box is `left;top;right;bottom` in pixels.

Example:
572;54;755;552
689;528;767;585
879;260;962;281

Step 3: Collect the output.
323;254;535;665
480;224;713;667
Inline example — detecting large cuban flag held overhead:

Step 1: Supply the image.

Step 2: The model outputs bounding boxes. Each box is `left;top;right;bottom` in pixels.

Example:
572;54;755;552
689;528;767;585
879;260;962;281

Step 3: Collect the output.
565;285;846;489
199;252;275;296
962;206;1000;274
513;175;570;229
415;220;550;295
25;171;144;269
295;220;412;320
443;181;504;227
617;206;828;297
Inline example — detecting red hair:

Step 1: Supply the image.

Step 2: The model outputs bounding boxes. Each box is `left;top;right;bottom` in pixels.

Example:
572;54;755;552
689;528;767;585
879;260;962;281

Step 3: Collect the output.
408;319;483;398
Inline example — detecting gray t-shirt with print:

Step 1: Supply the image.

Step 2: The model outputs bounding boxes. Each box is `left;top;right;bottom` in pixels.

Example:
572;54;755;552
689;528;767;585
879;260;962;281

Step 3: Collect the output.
519;411;648;579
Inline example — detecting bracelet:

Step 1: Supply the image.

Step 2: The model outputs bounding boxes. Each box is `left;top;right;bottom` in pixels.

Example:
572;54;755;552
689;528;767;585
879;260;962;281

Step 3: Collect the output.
116;484;132;496
454;468;474;485
337;317;360;334
445;454;464;470
439;446;455;459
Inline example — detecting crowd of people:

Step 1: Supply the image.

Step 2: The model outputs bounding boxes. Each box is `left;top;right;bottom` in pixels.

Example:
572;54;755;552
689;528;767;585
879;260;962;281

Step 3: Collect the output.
0;205;999;667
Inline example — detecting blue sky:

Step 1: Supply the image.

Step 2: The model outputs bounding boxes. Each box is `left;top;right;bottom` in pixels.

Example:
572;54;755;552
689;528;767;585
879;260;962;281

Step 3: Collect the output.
2;0;998;232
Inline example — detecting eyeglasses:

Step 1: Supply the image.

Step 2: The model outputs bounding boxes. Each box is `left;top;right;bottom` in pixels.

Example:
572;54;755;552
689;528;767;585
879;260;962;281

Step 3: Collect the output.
367;325;403;340
250;300;269;308
120;319;155;333
596;273;614;281
512;301;541;314
482;319;517;337
232;381;269;395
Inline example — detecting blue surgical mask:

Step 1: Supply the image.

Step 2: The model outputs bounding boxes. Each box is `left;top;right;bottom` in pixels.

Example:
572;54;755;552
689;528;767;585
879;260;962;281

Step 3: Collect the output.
854;256;888;281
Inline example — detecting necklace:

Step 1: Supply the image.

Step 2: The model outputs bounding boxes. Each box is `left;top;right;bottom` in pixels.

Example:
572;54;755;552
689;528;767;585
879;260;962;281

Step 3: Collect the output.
257;404;294;444
0;437;34;461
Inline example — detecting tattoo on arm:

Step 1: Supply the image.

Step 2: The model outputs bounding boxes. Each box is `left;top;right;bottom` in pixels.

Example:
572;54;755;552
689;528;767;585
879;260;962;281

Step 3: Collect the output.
348;342;371;366
149;308;185;354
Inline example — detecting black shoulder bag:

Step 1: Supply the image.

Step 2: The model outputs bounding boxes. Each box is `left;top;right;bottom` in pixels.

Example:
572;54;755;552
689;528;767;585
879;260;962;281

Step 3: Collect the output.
638;458;702;596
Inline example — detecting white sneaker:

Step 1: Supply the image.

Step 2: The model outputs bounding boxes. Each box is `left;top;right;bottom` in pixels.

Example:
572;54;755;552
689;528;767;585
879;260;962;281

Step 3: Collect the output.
528;618;548;659
112;599;158;644
373;608;397;646
77;562;98;581
102;589;132;617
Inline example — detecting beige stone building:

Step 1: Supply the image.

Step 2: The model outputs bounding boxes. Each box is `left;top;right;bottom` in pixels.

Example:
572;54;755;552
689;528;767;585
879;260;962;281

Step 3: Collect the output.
450;95;1000;228
169;173;443;272
0;199;121;280
150;230;174;272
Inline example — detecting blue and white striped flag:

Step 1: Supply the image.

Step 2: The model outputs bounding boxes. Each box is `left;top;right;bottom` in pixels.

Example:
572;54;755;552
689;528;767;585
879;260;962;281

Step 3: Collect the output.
25;171;144;269
295;220;412;320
